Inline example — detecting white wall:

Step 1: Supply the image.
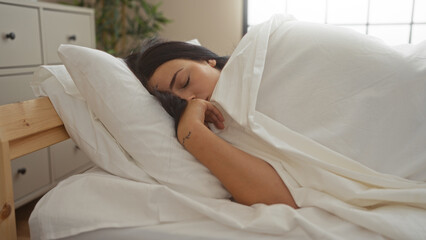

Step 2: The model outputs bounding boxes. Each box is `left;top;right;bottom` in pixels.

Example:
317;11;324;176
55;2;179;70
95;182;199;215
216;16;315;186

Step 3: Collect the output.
147;0;243;56
41;0;244;55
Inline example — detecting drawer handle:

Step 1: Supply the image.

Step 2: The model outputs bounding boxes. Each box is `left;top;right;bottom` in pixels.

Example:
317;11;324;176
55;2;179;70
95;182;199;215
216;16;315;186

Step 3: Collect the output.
6;32;16;40
68;35;77;41
74;145;80;152
17;168;27;175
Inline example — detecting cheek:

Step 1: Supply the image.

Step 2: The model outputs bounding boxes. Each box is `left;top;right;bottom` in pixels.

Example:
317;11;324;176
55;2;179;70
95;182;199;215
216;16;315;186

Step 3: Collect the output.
202;66;219;82
209;69;220;86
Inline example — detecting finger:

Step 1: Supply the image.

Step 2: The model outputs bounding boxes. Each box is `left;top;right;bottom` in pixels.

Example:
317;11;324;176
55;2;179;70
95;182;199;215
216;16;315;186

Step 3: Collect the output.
186;100;224;129
205;102;225;129
205;102;225;122
205;111;225;129
205;110;221;124
204;118;224;129
214;121;225;129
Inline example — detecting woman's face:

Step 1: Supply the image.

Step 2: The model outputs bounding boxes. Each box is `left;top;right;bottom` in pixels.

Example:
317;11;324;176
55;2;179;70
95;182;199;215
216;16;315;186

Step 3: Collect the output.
149;59;220;101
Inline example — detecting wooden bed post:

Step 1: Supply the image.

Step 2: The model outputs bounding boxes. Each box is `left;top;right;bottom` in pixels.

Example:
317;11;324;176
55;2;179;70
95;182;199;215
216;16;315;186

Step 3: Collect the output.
0;97;70;240
0;139;17;240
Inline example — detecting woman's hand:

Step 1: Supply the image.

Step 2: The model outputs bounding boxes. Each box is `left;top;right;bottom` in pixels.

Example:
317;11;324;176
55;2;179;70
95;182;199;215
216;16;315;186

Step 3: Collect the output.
177;99;225;145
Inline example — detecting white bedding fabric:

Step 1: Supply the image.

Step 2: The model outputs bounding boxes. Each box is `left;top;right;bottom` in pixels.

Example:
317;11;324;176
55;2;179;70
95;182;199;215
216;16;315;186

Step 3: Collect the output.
30;15;426;240
31;168;386;240
211;15;426;239
31;65;157;184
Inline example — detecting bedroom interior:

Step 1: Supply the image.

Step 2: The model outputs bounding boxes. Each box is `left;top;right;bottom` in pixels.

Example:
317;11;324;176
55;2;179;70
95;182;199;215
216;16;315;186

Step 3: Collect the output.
1;0;242;239
1;0;425;240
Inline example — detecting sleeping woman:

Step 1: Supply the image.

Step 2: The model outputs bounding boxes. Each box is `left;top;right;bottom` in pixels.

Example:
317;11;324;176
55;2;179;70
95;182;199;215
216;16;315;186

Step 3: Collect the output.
125;15;426;211
125;39;299;208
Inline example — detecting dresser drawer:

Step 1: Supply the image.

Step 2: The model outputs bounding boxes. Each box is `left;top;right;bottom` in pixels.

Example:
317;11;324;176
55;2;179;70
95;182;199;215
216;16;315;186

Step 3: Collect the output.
50;139;91;181
12;148;50;200
0;3;43;68
0;73;36;105
43;10;92;64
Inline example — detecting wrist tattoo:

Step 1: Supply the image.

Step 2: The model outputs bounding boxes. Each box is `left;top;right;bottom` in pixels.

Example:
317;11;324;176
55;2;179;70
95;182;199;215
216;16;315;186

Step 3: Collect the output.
181;131;191;146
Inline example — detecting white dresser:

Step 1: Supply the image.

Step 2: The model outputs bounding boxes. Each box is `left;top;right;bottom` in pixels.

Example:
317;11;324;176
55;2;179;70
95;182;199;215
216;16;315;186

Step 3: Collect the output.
0;0;95;208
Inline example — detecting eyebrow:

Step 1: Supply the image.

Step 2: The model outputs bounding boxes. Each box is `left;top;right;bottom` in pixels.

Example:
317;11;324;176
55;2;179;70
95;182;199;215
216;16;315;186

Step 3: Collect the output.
169;68;183;90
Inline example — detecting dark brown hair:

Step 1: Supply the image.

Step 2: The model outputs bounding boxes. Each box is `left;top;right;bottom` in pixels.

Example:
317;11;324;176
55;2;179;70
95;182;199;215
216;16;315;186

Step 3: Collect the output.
125;38;228;133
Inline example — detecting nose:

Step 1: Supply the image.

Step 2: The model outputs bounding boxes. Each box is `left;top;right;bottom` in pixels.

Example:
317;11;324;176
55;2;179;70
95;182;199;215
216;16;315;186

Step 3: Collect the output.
185;94;196;101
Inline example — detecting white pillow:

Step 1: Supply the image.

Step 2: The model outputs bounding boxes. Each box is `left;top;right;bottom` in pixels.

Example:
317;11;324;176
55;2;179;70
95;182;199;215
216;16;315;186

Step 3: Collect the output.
58;45;230;198
31;65;157;183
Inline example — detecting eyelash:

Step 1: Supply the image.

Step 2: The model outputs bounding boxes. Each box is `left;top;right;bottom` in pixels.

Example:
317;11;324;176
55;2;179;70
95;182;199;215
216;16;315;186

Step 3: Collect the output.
182;76;190;88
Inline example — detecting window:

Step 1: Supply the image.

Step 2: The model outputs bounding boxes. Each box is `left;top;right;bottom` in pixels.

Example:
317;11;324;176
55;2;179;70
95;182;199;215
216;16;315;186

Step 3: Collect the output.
244;0;426;45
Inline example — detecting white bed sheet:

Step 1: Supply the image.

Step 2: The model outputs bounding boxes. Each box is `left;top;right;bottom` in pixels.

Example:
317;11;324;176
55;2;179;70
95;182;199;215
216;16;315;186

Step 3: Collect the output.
58;220;290;240
31;167;387;240
57;219;386;240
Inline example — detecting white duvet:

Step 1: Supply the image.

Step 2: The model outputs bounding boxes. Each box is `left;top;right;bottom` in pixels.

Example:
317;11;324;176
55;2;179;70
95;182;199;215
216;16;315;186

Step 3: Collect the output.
30;15;426;239
211;14;426;238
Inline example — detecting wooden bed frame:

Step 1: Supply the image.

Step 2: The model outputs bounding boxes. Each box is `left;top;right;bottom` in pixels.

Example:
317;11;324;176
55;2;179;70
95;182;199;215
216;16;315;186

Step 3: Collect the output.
0;97;69;240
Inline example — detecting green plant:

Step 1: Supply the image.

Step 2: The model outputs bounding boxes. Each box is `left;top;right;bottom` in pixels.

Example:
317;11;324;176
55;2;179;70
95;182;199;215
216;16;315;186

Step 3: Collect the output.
71;0;170;56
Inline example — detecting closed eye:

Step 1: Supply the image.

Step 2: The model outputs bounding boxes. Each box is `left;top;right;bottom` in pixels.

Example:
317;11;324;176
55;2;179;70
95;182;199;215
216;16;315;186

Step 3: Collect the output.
182;76;190;88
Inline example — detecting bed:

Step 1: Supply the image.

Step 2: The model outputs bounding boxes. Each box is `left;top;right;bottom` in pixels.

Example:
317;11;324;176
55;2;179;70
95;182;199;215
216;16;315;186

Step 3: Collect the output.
0;98;386;240
1;15;426;240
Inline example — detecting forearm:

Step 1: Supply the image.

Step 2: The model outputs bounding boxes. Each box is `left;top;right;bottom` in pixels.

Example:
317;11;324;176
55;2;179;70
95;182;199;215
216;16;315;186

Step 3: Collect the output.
179;122;298;208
